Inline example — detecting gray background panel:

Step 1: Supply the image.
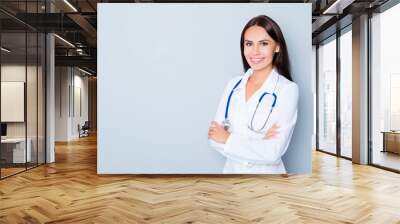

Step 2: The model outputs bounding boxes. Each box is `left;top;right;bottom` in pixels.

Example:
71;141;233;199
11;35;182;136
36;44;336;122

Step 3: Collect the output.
98;3;312;174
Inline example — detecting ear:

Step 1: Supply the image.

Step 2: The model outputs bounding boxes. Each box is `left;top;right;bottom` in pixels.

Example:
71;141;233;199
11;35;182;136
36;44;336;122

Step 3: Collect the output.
275;45;280;53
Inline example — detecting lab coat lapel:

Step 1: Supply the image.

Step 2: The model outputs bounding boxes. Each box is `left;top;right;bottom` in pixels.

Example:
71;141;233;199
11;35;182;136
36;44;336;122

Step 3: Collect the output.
234;68;252;104
232;69;252;125
259;68;279;95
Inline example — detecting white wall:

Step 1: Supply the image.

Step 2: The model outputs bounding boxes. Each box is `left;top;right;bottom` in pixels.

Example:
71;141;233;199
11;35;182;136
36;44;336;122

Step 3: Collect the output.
55;66;69;141
71;72;89;138
55;67;89;141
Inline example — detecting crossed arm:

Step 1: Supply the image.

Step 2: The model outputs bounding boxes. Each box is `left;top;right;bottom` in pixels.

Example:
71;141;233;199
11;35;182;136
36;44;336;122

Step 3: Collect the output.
208;82;298;165
208;121;280;143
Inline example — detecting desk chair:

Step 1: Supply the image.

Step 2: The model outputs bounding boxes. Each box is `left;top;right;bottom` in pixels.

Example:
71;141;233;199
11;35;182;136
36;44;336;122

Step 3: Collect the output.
78;121;90;138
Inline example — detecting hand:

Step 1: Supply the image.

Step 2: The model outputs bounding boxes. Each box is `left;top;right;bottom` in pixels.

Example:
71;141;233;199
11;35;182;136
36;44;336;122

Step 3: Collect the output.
208;121;230;144
263;123;280;139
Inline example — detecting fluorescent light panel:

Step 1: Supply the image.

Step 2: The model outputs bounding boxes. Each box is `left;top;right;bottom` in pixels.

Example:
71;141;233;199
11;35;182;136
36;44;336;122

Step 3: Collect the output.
1;47;11;53
323;0;354;14
54;34;75;48
63;0;78;12
78;67;93;76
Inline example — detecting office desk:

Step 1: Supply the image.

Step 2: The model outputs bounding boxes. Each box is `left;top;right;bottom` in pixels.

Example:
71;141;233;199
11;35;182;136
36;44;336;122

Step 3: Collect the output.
381;131;400;154
1;138;32;163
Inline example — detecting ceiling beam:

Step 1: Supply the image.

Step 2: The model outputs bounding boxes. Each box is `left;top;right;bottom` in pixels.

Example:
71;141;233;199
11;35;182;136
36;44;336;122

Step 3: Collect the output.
55;55;96;70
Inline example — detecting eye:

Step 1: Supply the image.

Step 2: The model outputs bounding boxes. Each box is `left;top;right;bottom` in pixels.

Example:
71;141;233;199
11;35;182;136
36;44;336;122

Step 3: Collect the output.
245;42;252;47
261;41;268;46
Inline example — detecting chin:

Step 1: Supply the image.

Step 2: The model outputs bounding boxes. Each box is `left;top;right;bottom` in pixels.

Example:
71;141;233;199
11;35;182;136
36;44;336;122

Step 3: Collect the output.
250;64;269;71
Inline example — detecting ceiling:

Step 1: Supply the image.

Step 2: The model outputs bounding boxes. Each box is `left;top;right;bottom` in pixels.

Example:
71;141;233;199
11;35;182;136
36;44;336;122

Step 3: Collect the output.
0;0;392;75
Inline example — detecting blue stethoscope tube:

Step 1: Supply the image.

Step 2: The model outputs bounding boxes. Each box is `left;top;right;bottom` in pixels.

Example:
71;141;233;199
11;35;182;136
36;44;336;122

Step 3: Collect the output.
223;77;278;133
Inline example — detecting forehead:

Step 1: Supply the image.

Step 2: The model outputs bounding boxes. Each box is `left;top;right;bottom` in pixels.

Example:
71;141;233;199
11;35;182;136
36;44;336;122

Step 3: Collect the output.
244;25;272;41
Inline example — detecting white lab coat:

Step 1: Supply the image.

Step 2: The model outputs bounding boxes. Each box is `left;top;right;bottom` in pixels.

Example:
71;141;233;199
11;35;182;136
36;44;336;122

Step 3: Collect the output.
209;68;298;174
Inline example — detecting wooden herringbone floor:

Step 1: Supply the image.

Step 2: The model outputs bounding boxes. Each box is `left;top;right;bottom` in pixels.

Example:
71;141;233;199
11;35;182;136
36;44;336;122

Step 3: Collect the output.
1;134;400;224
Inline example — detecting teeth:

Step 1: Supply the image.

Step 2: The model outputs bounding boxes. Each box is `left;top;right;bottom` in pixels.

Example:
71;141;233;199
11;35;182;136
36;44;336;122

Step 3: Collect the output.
251;58;264;63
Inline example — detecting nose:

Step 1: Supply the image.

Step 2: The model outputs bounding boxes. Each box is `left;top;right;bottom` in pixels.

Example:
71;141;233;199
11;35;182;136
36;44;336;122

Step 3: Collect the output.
252;44;260;54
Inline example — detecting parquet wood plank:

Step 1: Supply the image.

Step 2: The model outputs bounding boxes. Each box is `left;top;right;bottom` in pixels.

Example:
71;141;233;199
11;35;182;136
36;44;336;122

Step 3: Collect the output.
0;135;399;223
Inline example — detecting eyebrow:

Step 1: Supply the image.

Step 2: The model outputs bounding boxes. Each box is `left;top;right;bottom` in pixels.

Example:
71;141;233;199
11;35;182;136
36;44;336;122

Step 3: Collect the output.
244;39;271;42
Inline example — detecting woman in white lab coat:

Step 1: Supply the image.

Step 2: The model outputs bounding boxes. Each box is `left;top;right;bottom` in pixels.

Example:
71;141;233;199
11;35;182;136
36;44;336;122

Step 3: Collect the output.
208;15;298;174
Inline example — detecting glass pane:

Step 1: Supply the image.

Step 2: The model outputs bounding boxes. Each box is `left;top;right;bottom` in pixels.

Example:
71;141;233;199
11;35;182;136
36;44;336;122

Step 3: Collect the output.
318;37;337;154
27;31;38;169
371;4;400;171
38;32;45;165
340;29;352;158
1;31;27;177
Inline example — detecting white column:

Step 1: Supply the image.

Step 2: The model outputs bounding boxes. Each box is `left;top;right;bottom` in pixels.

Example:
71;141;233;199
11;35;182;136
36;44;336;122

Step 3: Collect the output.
352;14;369;164
46;1;56;163
46;33;55;163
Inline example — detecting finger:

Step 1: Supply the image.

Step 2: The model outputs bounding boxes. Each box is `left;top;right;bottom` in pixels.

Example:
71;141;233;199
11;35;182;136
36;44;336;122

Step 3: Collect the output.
265;129;277;136
211;125;221;132
269;130;279;136
270;126;280;132
264;134;275;139
271;124;280;129
270;128;279;132
267;133;278;139
209;134;216;141
264;135;277;140
270;132;280;138
214;126;223;131
264;131;279;139
212;121;221;127
264;133;275;139
271;123;280;128
265;124;279;135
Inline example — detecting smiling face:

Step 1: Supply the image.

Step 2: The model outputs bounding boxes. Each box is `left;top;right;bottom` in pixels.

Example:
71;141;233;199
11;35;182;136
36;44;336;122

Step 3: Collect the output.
243;25;280;73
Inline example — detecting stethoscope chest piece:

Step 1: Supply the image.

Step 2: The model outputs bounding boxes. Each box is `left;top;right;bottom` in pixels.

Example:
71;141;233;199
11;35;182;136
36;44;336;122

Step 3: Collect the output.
222;119;231;131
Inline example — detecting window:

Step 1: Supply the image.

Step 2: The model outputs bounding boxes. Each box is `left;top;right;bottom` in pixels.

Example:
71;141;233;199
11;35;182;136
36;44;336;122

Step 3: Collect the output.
0;1;47;179
370;3;400;171
317;36;337;155
339;28;352;158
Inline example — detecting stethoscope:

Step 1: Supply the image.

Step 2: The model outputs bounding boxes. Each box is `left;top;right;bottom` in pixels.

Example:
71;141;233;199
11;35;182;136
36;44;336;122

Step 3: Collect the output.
222;75;279;133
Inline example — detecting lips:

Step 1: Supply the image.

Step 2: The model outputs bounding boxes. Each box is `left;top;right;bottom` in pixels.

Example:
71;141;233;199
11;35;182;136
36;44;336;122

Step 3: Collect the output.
249;57;265;64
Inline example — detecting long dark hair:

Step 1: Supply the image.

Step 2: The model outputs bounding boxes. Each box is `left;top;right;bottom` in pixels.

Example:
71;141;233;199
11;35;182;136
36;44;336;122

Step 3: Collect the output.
240;15;292;81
